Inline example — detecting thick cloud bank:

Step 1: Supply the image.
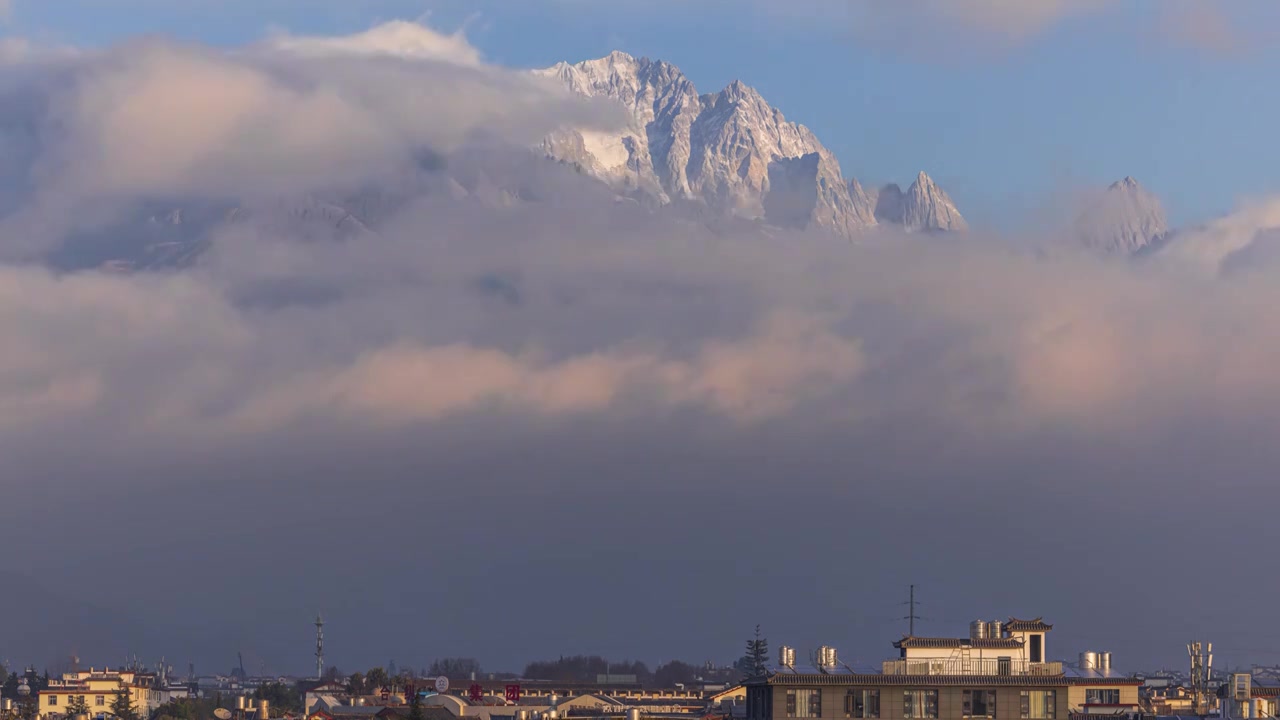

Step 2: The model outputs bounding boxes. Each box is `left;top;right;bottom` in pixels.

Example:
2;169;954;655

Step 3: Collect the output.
2;21;1279;675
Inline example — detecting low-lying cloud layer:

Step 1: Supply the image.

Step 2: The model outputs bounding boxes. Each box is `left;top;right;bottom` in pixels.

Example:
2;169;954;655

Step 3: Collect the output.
3;20;1280;675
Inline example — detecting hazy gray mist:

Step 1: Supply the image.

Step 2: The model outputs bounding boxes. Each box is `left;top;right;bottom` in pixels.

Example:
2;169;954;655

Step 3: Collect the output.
2;19;1280;678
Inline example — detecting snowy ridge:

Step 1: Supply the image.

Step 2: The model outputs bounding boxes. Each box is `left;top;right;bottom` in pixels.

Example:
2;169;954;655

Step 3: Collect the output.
538;51;969;237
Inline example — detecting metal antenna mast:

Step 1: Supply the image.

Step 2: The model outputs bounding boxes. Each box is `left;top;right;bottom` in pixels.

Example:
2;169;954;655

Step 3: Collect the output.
904;585;920;636
315;613;325;679
1187;641;1214;716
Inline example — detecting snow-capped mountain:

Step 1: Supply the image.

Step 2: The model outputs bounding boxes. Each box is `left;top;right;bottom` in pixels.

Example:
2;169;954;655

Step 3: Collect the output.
537;51;963;237
47;50;977;272
1074;176;1169;254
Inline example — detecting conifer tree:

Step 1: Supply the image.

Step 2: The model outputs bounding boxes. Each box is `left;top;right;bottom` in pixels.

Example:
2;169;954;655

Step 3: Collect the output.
110;688;137;720
736;625;769;678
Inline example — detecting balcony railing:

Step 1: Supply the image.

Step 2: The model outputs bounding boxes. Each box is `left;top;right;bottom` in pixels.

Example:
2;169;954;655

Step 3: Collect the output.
881;659;1064;677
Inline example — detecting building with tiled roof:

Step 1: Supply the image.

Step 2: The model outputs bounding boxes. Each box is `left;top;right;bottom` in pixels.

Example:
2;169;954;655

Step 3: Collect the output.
37;669;167;720
1004;619;1054;633
893;638;1025;651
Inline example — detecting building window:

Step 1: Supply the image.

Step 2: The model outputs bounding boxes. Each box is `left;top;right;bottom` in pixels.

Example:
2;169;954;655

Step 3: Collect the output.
1020;691;1056;719
1085;690;1120;705
96;697;106;706
49;696;59;706
845;690;880;719
1029;636;1043;664
787;689;822;718
964;690;997;718
904;690;939;719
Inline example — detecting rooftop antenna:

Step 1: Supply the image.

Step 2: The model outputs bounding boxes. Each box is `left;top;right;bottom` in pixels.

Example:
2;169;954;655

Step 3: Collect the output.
1188;641;1214;716
315;612;325;680
903;585;920;636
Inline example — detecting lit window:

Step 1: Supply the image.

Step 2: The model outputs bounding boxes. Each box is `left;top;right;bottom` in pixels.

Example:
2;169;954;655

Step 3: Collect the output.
904;690;939;719
845;690;879;719
1020;691;1056;719
964;690;996;718
1085;690;1120;705
786;689;823;718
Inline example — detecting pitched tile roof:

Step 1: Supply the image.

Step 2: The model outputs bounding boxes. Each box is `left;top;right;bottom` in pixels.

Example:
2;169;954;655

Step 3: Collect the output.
893;637;1024;650
1005;618;1053;632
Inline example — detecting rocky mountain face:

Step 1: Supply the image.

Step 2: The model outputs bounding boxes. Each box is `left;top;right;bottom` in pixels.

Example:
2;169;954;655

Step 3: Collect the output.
1074;176;1169;255
902;172;968;232
870;172;966;232
537;51;964;237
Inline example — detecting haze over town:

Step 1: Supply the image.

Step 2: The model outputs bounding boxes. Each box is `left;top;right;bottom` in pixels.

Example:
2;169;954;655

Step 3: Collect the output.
3;0;1280;684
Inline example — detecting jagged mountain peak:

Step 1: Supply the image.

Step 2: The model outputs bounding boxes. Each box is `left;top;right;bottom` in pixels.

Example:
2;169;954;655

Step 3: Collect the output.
904;172;966;232
718;78;763;103
871;174;966;232
1075;176;1168;255
538;52;966;237
1110;175;1141;191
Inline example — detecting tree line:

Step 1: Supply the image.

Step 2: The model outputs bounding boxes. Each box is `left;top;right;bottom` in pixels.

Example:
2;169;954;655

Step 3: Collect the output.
520;656;719;687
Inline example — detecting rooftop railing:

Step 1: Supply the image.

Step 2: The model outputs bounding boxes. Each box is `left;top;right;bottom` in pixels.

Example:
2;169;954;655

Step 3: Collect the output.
881;659;1064;677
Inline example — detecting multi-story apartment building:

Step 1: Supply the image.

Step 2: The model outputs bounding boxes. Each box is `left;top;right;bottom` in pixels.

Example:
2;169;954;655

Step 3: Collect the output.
744;617;1141;720
37;669;167;720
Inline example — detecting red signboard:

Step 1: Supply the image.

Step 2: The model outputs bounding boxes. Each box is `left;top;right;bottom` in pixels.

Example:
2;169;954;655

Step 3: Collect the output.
469;684;484;702
504;685;521;703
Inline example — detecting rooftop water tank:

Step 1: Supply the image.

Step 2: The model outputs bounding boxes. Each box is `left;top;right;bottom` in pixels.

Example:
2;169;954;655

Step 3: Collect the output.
779;647;796;668
970;621;988;641
1079;652;1099;671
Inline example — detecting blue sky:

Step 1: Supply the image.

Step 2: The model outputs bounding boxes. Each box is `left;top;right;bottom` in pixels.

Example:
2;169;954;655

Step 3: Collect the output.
8;0;1280;229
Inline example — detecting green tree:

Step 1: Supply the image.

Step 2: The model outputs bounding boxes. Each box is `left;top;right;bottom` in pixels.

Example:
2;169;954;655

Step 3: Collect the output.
426;659;481;680
653;661;698;688
364;668;389;694
17;696;37;720
736;625;769;679
346;673;366;696
67;695;90;717
110;688;137;720
407;692;424;720
253;682;301;714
